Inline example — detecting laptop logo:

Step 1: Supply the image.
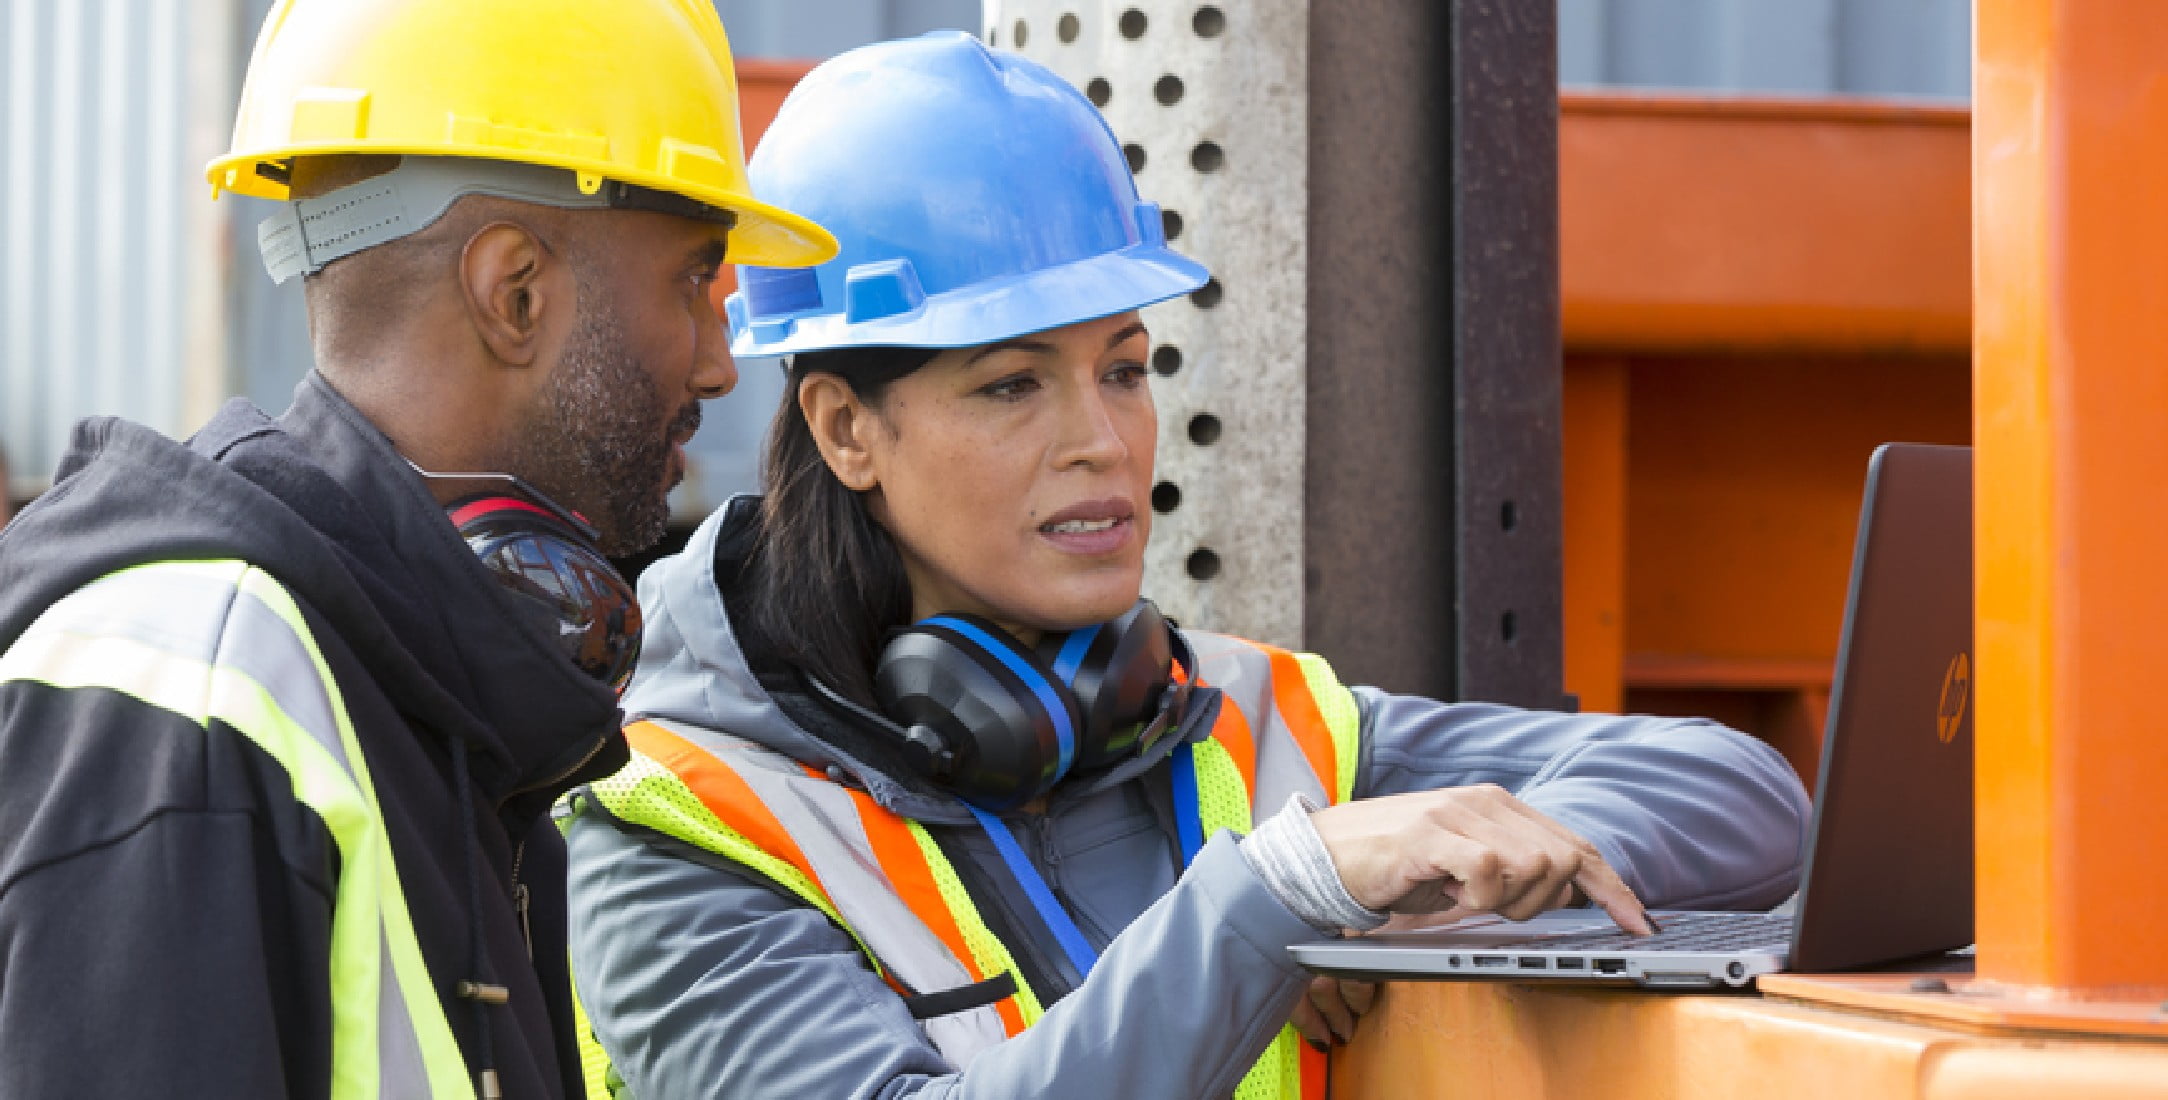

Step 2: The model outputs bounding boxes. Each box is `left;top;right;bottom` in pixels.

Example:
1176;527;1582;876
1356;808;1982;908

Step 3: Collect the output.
1937;652;1971;743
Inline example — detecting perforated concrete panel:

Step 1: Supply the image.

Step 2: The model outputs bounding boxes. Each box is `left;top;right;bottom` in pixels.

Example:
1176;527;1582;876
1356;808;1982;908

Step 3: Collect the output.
984;0;1308;647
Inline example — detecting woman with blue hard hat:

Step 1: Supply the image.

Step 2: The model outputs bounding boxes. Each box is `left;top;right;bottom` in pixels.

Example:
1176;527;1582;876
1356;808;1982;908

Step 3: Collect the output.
562;31;1809;1100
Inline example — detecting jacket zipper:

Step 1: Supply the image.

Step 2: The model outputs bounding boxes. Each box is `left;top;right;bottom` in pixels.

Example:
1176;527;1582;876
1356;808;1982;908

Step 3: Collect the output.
510;839;532;962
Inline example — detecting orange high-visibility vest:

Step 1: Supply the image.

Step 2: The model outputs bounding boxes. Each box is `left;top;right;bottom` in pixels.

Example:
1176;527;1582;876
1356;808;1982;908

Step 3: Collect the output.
577;632;1361;1100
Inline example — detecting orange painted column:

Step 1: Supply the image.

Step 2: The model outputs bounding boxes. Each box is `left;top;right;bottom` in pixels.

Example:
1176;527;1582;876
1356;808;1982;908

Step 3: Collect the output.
1974;0;2168;988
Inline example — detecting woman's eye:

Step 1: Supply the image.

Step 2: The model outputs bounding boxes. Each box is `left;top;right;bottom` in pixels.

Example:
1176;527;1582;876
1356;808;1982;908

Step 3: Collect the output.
1106;361;1149;387
980;374;1040;399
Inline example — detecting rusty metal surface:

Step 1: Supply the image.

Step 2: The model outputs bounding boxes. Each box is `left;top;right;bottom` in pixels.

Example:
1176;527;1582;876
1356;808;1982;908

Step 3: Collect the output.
1305;0;1564;705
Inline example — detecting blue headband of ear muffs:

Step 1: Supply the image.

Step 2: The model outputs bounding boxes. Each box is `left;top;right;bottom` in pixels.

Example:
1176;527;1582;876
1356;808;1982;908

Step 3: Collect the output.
858;599;1188;810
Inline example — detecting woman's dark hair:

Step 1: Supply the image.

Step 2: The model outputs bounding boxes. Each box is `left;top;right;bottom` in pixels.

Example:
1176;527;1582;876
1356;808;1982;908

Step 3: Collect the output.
746;345;938;705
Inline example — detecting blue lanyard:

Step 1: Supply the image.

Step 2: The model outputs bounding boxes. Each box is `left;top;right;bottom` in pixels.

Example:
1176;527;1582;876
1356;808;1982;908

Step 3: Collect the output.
966;741;1207;979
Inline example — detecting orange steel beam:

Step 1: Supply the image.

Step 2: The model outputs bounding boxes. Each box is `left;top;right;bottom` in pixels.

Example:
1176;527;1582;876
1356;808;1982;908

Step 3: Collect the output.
1560;95;1970;356
1974;0;2168;988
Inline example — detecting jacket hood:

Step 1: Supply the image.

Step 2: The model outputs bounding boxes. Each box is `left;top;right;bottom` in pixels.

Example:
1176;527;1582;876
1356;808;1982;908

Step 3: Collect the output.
618;496;967;815
0;373;626;804
621;498;1217;824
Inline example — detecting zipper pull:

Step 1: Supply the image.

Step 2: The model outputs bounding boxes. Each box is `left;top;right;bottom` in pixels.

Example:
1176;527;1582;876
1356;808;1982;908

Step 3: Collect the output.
514;881;533;962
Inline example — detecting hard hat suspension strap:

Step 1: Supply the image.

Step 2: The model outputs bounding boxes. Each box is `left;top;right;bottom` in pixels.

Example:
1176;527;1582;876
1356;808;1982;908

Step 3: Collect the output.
257;155;734;284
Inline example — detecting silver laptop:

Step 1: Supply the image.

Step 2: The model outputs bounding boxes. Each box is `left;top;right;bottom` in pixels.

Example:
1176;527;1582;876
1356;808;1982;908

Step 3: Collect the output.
1290;443;1975;989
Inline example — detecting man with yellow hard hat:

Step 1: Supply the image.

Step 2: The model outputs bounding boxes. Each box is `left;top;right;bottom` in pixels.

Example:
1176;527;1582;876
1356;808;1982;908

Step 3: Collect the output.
0;2;830;1096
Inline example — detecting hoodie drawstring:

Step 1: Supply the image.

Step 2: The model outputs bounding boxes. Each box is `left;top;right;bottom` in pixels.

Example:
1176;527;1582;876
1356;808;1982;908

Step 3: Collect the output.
451;740;507;1100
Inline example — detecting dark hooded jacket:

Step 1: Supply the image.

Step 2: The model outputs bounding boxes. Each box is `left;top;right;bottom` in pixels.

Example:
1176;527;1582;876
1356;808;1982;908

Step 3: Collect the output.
0;373;628;1097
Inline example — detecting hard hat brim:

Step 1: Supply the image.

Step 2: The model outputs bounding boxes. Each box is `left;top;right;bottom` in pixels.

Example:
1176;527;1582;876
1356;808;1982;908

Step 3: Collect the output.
732;243;1210;358
208;147;839;270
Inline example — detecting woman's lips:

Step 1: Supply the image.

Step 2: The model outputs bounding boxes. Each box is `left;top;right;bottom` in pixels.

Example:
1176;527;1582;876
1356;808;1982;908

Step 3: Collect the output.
1039;498;1137;555
1039;514;1133;555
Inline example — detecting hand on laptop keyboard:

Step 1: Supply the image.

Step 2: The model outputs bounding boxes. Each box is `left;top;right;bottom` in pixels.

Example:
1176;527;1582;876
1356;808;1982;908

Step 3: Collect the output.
1310;784;1657;936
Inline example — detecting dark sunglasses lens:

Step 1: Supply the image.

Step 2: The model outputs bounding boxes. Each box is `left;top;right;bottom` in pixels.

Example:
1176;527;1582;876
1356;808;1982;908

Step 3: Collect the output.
476;535;643;695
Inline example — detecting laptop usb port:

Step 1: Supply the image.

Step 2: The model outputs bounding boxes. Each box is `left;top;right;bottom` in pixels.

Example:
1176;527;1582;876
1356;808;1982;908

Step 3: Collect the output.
1518;957;1547;969
1556;958;1585;970
1472;955;1509;967
1593;958;1627;974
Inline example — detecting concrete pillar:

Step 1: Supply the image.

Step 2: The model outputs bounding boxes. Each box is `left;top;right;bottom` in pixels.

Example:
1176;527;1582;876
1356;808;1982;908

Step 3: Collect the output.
986;0;1310;650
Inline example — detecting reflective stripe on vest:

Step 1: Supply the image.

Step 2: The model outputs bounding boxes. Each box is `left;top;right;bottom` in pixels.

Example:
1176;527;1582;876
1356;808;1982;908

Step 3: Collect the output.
580;632;1359;1098
590;719;1017;1064
0;560;474;1099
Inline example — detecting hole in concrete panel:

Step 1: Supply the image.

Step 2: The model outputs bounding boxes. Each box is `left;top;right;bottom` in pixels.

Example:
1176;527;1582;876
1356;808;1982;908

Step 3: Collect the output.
1193;6;1226;37
1086;77;1113;107
1058;12;1080;42
1161;209;1184;240
1501;611;1518;643
1124;143;1147;174
987;24;999;45
1190;140;1224;173
1013;18;1029;47
1189;278;1222;309
1154;74;1185;106
1188;413;1222;446
1151;345;1182;375
1501;499;1518;531
1119;8;1148;38
1186;547;1222;581
1152;481;1182;513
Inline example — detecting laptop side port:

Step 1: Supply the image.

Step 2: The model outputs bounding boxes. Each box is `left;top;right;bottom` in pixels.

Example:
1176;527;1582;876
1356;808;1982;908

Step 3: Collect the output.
1473;955;1509;967
1518;957;1547;969
1556;957;1585;970
1594;958;1628;974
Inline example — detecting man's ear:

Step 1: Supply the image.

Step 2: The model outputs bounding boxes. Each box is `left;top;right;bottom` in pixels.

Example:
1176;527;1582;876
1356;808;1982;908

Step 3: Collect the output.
799;373;882;492
459;221;559;367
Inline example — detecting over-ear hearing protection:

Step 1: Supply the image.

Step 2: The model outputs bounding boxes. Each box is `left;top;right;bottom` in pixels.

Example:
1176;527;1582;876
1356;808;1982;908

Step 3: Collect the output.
826;600;1191;810
447;493;643;695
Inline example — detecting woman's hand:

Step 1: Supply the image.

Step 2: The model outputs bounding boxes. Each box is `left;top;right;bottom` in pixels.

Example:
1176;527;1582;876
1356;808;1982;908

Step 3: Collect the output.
1308;785;1654;934
1290;976;1376;1050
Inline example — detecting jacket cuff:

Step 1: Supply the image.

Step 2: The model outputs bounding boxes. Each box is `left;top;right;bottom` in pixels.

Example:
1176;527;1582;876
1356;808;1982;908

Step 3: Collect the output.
1240;793;1390;934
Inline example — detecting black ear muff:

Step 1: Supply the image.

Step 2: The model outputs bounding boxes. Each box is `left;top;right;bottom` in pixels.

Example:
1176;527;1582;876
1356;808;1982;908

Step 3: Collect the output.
874;613;1084;810
449;493;642;695
1037;600;1176;771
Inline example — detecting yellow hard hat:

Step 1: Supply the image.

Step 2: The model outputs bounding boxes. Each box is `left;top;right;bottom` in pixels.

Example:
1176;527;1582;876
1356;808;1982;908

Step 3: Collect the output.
207;0;836;268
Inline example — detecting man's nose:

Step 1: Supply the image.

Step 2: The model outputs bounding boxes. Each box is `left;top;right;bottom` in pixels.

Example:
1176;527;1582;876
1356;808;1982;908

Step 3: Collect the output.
695;284;739;399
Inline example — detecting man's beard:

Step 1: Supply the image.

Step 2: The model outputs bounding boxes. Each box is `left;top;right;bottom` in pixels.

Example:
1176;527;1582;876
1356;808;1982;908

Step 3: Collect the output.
509;292;700;557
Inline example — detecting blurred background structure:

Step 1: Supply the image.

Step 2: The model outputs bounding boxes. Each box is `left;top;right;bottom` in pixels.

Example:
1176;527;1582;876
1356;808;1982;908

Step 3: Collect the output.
1;0;1974;735
0;0;1968;516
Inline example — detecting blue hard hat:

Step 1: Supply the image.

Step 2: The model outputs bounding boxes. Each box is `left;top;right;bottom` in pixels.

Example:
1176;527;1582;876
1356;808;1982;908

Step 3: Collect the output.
724;31;1210;358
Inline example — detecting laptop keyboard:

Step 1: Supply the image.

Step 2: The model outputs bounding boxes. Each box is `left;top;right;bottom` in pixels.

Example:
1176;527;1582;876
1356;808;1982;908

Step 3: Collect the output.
1536;912;1792;953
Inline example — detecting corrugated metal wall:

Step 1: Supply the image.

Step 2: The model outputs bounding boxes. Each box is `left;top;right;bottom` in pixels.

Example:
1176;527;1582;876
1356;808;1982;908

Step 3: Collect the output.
0;0;240;503
1;0;1967;508
1559;0;1971;98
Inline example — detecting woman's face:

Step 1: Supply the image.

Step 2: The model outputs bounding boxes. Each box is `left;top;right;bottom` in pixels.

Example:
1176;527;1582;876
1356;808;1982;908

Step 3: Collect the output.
805;312;1156;641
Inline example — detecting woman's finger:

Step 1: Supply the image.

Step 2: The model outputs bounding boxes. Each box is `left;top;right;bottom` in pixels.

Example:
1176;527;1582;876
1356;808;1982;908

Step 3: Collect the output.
1340;979;1379;1017
1305;975;1358;1043
1289;996;1333;1051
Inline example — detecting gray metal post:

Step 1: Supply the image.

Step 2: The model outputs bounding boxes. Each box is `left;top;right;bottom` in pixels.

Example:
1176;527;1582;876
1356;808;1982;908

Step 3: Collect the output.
1305;1;1563;705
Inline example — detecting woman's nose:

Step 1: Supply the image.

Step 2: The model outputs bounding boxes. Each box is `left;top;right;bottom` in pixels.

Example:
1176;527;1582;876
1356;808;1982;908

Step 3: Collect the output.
1056;386;1130;469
